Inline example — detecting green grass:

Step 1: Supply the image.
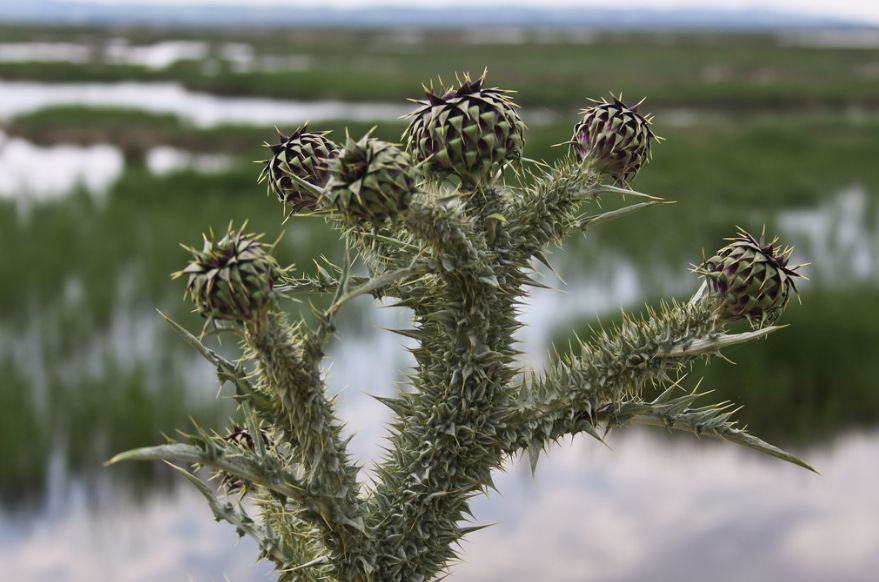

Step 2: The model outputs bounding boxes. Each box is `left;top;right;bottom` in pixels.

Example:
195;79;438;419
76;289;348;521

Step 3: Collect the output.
3;106;405;159
9;105;877;270
1;27;878;109
0;165;343;324
0;351;231;509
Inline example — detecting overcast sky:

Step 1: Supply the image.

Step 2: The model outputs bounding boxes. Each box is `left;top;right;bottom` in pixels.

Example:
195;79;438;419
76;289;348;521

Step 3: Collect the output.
57;0;879;25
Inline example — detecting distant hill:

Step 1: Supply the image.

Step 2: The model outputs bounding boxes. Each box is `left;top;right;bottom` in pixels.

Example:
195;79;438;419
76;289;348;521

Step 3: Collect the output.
0;1;870;30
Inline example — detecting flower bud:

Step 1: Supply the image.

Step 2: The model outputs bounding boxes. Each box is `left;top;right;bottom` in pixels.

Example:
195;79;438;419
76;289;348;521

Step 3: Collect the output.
571;96;656;185
404;73;525;187
697;228;803;327
260;125;338;212
176;225;281;322
326;134;417;224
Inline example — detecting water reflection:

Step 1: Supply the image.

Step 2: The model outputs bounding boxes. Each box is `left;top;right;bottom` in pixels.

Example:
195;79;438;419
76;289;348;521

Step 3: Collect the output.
0;130;123;211
0;43;92;64
104;39;210;70
324;297;417;470
0;80;410;128
218;42;314;74
519;256;646;369
779;185;878;284
145;146;232;176
457;428;879;582
0;482;274;581
0;132;235;212
8;424;869;582
0;265;225;507
6;283;877;581
0;40;210;69
0;39;312;73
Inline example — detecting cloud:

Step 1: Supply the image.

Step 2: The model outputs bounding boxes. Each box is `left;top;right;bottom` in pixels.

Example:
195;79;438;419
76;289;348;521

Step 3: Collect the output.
453;429;879;581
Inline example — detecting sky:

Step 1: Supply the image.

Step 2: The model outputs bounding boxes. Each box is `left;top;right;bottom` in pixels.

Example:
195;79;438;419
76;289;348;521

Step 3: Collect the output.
54;0;879;25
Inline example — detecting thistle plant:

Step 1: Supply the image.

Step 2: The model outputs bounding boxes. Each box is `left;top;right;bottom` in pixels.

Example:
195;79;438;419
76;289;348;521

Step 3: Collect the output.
109;72;810;581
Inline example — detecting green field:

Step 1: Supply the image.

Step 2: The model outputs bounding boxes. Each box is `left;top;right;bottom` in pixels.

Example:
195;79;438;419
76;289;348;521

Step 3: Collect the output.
2;26;877;505
1;26;878;109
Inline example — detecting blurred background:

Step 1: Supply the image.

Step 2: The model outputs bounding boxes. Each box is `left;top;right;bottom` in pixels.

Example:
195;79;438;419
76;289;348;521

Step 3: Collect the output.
1;0;878;580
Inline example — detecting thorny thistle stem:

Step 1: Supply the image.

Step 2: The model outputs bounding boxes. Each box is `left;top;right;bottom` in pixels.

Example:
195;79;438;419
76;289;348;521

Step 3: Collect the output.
242;313;368;569
110;72;810;581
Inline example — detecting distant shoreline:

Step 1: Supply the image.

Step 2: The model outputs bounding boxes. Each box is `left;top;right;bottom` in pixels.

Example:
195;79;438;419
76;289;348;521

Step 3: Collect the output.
0;3;874;31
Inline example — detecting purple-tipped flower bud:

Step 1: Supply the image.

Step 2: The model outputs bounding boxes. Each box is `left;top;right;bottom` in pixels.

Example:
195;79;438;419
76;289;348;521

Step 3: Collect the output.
571;96;656;185
697;228;804;327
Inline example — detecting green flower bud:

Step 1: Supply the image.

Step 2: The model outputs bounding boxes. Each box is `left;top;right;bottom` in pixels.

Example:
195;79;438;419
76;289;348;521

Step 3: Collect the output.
404;73;525;187
259;125;338;212
326;134;417;224
176;225;282;322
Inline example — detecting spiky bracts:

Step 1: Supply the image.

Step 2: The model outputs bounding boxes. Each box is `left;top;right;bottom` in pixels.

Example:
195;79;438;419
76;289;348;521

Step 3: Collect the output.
697;228;803;327
260;125;338;212
571;96;656;185
175;224;282;322
404;73;525;187
326;134;417;224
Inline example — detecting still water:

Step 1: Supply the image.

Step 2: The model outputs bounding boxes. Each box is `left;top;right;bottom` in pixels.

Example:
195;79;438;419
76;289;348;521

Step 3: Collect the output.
0;80;410;128
2;286;878;581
